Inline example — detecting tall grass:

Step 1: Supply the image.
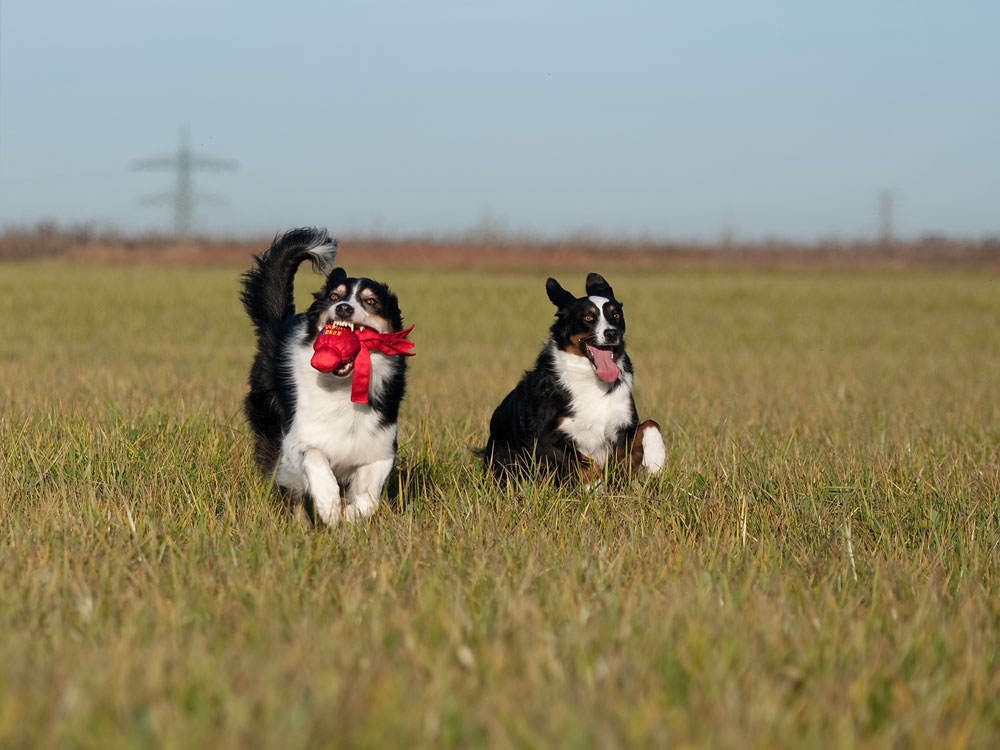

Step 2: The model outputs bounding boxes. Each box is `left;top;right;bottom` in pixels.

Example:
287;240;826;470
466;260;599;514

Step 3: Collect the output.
1;262;998;747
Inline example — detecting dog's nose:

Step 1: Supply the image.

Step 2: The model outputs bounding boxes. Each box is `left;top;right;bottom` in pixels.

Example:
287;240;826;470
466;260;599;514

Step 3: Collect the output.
335;302;354;319
603;329;621;345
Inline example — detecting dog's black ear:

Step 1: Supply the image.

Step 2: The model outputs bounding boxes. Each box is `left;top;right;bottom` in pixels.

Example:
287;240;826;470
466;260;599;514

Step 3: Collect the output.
546;278;576;309
314;267;348;303
585;273;614;299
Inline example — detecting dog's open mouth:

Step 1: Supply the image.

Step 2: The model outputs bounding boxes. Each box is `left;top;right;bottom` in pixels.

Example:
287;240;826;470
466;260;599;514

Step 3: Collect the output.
322;320;375;377
331;360;354;376
584;343;620;383
326;321;375;334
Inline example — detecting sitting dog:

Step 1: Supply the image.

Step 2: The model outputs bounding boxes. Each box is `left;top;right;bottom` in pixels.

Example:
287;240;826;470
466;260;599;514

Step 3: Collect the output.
240;228;409;524
482;272;665;484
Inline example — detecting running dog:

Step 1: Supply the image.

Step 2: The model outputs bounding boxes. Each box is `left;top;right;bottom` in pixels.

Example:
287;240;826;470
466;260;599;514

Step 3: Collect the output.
240;228;409;524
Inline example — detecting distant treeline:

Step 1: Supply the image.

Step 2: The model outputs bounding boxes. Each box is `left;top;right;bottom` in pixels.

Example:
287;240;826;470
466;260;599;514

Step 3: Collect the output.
2;220;999;269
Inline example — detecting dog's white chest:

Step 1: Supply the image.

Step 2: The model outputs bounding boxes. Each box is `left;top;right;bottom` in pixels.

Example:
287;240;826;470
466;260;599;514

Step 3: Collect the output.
278;329;397;480
552;347;634;466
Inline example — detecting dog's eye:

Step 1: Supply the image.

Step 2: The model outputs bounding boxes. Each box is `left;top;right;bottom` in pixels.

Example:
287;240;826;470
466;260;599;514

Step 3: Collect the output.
364;298;377;307
584;314;595;323
329;292;340;301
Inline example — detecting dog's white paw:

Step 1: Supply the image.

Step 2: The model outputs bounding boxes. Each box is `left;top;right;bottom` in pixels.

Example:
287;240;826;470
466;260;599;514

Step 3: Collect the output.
343;492;379;523
313;495;342;526
641;425;666;474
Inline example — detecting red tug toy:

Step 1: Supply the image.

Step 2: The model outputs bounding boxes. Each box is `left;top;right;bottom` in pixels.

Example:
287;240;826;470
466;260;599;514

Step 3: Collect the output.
311;322;415;404
310;323;361;373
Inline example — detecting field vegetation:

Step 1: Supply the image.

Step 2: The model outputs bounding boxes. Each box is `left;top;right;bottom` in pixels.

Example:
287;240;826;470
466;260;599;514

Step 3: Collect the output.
1;259;998;747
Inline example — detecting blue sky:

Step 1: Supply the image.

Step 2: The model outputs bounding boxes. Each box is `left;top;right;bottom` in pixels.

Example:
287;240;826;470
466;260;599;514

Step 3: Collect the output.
1;1;997;240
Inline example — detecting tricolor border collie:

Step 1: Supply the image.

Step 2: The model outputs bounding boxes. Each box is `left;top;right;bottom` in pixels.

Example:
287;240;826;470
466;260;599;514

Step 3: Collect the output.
240;228;407;524
483;273;665;484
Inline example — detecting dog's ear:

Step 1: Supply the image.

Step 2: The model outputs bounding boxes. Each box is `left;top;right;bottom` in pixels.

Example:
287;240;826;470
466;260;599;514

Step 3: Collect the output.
546;278;576;310
314;267;348;303
326;267;347;285
585;272;614;299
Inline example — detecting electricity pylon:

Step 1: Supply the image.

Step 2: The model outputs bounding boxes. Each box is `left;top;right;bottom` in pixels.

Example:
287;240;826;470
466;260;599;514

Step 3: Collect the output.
133;126;237;237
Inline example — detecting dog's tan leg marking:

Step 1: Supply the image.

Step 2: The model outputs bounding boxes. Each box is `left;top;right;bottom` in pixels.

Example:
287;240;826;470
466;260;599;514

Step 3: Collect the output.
578;454;605;491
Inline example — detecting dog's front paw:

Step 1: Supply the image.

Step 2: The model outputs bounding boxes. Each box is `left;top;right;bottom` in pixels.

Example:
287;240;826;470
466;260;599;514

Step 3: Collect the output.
342;492;379;523
313;495;343;526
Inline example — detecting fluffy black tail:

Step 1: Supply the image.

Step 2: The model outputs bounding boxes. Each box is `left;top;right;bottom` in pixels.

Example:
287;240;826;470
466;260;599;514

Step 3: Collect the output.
240;227;338;340
241;227;338;474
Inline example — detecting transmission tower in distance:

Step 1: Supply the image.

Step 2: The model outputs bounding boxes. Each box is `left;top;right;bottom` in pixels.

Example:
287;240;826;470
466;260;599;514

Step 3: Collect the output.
133;126;238;237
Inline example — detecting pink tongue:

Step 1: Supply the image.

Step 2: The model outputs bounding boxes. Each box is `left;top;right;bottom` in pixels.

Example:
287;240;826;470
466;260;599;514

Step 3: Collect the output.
587;345;620;383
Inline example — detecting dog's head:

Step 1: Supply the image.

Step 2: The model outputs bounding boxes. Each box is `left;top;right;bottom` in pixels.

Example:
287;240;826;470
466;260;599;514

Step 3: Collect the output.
546;273;626;383
306;268;404;375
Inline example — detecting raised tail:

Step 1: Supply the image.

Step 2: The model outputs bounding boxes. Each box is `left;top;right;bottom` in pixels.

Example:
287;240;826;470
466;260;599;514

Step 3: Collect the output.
241;227;337;475
240;227;338;339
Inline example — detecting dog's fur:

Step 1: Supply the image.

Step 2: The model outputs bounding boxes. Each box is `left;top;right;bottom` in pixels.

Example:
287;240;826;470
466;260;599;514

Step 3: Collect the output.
240;227;407;524
482;273;665;484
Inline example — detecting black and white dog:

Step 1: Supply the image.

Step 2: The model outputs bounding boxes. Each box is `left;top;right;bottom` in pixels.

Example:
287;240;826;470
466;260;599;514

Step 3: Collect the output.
483;273;665;485
240;228;407;524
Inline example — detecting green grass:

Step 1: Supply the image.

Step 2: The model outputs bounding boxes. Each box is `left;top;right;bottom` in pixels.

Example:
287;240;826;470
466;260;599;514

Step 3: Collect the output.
1;261;999;748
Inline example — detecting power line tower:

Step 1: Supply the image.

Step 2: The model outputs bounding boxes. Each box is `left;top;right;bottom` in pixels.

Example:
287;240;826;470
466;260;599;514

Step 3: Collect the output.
133;126;237;237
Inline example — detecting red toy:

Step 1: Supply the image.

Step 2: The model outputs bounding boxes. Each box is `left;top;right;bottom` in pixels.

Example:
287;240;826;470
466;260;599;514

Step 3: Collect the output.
311;323;415;404
310;323;361;373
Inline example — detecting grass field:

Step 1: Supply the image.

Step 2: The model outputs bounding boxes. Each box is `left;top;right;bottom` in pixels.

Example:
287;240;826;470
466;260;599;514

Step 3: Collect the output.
1;260;998;748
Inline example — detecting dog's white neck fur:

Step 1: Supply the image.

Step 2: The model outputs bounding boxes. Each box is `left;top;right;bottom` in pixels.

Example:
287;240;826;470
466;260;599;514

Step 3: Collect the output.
550;340;634;467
